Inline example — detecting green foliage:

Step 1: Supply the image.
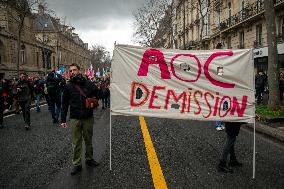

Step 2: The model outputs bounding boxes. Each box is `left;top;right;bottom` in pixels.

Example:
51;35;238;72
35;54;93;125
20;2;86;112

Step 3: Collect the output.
256;105;284;119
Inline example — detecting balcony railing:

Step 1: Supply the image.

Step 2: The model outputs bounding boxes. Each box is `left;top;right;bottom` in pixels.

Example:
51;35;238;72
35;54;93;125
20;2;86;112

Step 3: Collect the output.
219;1;264;31
275;0;284;5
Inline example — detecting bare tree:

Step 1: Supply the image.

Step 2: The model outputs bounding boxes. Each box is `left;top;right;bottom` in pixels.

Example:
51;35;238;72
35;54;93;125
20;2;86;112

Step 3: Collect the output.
0;0;38;77
90;45;111;73
132;0;172;47
190;0;210;49
151;4;174;48
264;0;281;109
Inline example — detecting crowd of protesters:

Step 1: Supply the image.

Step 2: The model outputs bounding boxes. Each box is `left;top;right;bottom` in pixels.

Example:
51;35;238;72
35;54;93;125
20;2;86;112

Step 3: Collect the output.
0;70;111;129
0;74;48;129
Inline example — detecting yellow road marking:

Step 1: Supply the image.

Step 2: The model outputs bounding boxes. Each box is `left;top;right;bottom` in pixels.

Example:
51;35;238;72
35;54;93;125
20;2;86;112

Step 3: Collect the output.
139;116;168;189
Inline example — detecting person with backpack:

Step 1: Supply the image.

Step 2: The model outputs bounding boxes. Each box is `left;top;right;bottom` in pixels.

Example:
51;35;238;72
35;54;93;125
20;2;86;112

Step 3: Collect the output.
46;70;65;123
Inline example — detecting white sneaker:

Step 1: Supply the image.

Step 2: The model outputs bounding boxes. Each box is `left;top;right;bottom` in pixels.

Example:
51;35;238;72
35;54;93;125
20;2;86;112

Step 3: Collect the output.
25;125;30;130
221;125;225;130
216;127;223;131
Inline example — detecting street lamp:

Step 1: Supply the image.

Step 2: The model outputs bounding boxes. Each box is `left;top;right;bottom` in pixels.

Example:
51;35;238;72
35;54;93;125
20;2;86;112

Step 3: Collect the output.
56;40;61;70
40;32;50;76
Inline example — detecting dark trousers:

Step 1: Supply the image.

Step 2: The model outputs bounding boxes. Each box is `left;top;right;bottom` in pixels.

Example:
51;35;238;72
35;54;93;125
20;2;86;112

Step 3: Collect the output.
70;117;94;166
280;87;284;101
255;87;264;103
45;94;52;111
49;95;61;121
221;135;237;162
102;97;109;108
19;101;31;126
35;93;42;112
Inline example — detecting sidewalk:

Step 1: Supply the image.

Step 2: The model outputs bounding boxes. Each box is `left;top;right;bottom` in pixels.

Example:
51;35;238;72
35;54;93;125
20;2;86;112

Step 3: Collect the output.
249;93;284;143
243;121;284;143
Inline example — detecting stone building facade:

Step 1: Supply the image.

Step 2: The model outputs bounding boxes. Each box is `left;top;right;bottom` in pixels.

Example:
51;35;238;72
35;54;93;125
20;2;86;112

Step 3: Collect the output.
34;5;91;75
0;2;90;79
0;2;49;79
153;0;284;73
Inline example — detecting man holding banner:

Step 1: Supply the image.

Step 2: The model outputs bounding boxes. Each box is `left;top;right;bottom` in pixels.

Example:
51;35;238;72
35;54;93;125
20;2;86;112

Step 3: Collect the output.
218;122;244;173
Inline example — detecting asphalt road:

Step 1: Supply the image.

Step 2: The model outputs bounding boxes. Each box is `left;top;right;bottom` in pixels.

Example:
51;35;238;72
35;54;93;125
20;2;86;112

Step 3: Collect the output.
0;105;283;189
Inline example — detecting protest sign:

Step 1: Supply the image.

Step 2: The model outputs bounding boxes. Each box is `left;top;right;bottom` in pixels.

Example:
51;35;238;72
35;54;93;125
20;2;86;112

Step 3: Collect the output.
111;45;254;123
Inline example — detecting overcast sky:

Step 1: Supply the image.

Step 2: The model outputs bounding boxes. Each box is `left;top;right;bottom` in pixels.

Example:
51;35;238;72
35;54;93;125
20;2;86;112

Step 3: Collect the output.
45;0;144;54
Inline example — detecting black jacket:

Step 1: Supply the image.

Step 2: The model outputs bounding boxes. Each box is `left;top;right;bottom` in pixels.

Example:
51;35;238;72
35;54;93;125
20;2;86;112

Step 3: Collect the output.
61;75;99;123
224;122;244;137
46;71;65;97
16;79;33;102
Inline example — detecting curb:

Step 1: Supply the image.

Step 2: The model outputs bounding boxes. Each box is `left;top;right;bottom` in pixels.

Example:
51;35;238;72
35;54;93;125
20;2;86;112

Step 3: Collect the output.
243;122;284;143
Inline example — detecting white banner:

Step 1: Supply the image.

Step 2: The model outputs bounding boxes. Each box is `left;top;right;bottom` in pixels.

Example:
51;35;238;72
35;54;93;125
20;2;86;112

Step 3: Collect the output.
111;44;255;123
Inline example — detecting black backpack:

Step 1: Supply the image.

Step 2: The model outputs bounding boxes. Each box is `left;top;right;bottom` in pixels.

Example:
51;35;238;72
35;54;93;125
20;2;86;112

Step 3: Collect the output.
46;73;61;96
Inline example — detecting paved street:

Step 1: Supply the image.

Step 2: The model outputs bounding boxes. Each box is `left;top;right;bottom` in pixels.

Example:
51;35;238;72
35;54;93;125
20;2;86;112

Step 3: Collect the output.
0;105;283;189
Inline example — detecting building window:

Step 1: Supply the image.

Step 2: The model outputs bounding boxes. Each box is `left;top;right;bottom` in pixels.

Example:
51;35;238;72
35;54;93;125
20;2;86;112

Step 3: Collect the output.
241;0;246;20
42;50;45;68
20;44;26;64
241;0;245;10
239;31;245;49
227;36;231;49
36;52;39;67
256;24;263;47
20;50;25;64
256;0;263;13
282;17;284;35
279;54;284;69
53;56;55;69
228;2;232;26
0;40;4;64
